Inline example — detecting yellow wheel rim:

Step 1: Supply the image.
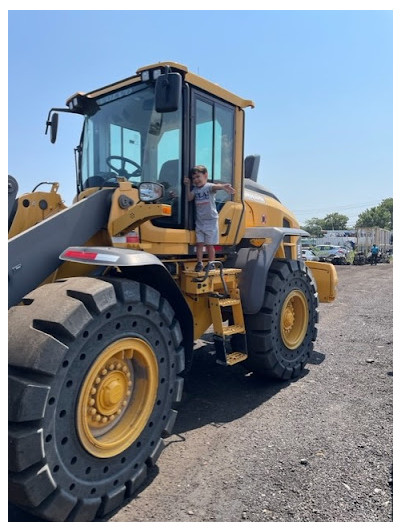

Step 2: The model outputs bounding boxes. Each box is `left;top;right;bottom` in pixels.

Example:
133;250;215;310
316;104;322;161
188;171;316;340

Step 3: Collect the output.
280;290;309;350
77;338;159;458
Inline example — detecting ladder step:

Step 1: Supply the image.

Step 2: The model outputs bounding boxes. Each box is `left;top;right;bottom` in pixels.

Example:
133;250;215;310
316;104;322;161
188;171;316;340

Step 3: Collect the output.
222;324;245;335
216;298;241;307
217;352;248;366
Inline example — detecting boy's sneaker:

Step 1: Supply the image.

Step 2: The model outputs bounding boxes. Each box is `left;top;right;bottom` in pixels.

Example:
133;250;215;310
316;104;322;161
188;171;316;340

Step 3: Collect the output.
195;262;203;272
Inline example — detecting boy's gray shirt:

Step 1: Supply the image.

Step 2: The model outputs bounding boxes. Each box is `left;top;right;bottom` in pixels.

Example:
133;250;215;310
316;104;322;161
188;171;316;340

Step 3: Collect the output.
192;182;218;228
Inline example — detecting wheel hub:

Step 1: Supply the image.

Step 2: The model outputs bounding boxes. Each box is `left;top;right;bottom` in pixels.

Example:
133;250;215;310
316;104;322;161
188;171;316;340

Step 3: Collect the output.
280;290;309;350
87;357;133;427
283;302;295;332
77;337;159;458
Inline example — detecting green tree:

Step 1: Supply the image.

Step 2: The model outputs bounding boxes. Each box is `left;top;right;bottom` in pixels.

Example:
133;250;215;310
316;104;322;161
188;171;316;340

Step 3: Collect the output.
321;212;349;230
355;198;393;230
301;217;325;236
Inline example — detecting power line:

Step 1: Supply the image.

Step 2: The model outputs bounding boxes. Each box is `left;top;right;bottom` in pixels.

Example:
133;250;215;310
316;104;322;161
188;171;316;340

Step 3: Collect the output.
293;201;381;216
294;200;389;227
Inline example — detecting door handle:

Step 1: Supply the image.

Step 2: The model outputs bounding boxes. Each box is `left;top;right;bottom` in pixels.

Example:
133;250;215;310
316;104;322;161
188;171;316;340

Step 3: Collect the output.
221;218;232;237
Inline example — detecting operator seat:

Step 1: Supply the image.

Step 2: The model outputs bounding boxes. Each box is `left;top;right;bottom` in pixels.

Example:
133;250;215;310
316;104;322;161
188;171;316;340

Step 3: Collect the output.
158;159;179;195
155;159;180;225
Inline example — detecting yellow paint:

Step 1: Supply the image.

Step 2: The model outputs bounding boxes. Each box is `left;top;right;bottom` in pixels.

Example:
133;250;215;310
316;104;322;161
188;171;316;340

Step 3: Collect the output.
280;290;309;349
8;183;66;238
140;220;192;244
107;183;172;236
306;261;338;303
181;268;242;339
77;337;158;458
184;295;213;339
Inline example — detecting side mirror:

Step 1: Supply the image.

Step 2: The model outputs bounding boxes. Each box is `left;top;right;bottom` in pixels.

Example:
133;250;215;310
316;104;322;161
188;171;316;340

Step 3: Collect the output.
244;154;260;182
138;182;164;202
45;112;59;144
155;72;182;113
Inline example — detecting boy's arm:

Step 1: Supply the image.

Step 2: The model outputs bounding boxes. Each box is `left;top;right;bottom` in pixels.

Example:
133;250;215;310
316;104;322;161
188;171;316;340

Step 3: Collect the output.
211;182;236;194
183;176;194;201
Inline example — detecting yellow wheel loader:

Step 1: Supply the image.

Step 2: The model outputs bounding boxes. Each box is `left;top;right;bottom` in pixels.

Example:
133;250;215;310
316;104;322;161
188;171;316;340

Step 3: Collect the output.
8;62;338;521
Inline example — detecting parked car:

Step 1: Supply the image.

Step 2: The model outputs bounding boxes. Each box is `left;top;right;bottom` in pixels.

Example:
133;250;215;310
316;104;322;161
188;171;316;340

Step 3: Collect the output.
313;245;350;265
301;249;320;261
314;244;347;258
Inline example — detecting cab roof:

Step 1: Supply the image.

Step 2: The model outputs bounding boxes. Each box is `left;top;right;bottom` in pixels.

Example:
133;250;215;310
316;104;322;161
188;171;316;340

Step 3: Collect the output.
66;61;255;110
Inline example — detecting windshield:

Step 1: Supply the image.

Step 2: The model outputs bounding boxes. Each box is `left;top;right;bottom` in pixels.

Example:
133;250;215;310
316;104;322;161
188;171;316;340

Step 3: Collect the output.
80;83;183;226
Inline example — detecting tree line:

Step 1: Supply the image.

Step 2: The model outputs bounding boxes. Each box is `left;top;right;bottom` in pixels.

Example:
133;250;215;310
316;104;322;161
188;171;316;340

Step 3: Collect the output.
300;198;393;236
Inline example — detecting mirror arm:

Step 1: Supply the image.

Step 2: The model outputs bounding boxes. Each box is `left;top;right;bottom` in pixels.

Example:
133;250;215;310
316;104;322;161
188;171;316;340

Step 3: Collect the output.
45;107;74;134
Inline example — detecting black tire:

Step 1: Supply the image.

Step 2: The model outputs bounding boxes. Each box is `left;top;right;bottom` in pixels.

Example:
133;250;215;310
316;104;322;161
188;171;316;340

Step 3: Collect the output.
8;277;184;521
234;259;318;380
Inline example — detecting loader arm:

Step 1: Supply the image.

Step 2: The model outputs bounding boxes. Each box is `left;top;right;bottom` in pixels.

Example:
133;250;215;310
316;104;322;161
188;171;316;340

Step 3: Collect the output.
8;188;113;308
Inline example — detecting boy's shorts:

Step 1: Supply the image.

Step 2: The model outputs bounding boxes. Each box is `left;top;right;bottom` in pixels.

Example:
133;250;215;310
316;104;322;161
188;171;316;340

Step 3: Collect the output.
196;224;219;245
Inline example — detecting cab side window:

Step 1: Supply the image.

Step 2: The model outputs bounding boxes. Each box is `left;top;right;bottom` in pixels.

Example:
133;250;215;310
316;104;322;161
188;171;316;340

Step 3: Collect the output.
193;95;234;209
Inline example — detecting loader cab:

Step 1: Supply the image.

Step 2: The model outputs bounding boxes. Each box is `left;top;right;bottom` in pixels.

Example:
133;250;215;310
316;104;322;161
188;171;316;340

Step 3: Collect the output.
71;62;253;245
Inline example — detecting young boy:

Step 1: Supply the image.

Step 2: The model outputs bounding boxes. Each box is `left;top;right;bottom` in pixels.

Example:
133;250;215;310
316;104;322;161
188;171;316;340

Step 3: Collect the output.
184;165;235;272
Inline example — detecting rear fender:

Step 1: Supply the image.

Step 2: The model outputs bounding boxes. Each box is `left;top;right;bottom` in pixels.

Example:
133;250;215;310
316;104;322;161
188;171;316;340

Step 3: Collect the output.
230;226;309;314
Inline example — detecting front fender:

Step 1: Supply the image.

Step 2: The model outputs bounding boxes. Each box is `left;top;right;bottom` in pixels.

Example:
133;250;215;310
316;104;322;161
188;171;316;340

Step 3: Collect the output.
60;246;164;268
60;246;194;372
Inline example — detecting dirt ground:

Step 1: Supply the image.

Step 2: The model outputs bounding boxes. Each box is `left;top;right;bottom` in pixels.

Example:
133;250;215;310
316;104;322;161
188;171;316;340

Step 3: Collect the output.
9;262;394;523
109;262;393;523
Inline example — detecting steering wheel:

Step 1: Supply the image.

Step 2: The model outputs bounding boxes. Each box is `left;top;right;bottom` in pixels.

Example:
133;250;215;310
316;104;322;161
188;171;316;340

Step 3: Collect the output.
106;156;142;179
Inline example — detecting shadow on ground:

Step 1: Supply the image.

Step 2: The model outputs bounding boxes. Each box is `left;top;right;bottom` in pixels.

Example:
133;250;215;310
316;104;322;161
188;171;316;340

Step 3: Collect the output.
172;339;325;433
9;343;326;522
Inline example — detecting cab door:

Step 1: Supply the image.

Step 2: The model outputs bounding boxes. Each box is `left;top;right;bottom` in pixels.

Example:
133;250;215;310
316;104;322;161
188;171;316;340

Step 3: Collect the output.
190;92;244;245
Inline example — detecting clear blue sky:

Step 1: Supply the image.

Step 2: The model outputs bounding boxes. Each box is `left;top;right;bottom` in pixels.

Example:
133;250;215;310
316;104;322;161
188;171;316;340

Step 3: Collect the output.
8;8;394;227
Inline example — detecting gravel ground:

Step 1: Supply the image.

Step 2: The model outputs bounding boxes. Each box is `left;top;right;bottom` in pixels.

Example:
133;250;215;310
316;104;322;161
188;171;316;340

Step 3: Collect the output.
109;262;394;523
9;262;394;523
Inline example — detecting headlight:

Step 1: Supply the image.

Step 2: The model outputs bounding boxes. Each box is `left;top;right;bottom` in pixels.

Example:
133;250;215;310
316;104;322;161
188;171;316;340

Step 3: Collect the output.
152;68;162;80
